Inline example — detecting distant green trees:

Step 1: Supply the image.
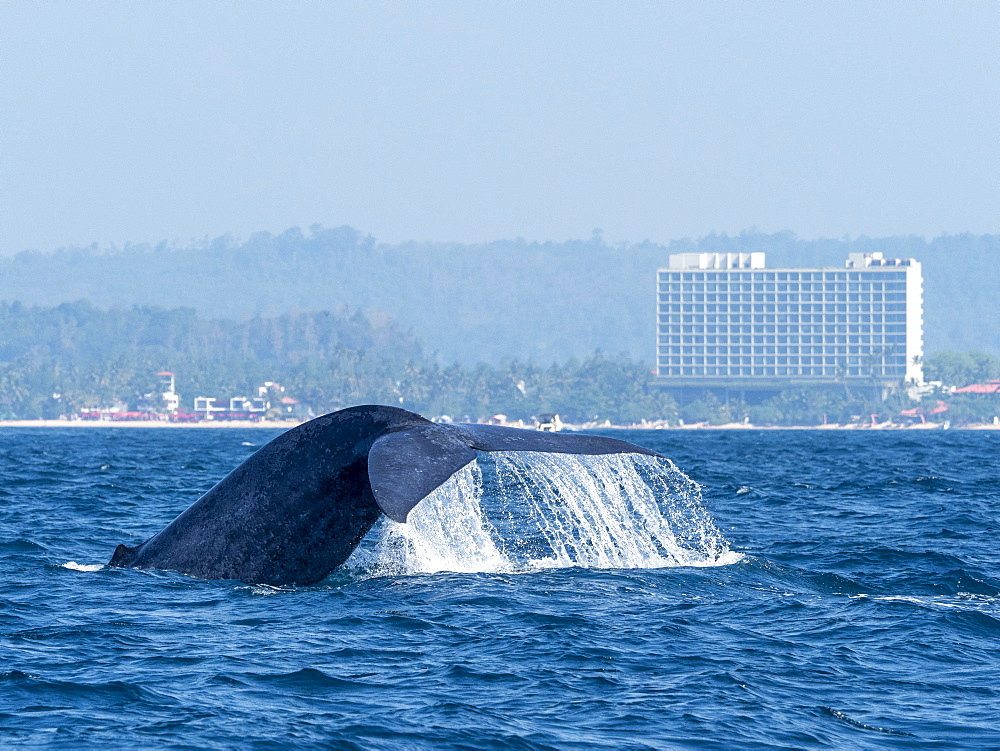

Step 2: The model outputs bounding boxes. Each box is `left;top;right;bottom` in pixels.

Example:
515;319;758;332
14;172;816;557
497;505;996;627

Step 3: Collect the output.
0;301;677;423
938;394;1000;425
745;387;915;426
0;301;420;418
678;392;738;425
5;299;1000;426
923;351;1000;387
394;354;677;424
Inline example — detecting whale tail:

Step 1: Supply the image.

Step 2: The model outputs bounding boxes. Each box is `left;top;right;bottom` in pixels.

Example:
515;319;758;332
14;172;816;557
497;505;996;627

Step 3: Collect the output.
109;405;663;585
368;421;660;523
109;543;139;568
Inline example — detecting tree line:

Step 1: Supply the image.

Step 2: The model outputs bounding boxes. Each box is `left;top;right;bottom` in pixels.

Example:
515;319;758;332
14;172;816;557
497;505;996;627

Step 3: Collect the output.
2;301;997;425
0;301;676;423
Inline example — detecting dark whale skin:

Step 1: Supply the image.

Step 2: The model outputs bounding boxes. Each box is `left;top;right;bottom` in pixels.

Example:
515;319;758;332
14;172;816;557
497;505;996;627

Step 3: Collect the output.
108;405;661;585
109;405;429;585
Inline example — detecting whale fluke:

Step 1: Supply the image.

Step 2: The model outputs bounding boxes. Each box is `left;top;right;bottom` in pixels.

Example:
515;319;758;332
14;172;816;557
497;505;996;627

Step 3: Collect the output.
368;424;477;523
449;422;660;458
108;405;661;585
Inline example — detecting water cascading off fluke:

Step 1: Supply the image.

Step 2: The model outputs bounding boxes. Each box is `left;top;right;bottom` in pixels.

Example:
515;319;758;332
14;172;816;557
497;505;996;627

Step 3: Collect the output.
359;451;739;576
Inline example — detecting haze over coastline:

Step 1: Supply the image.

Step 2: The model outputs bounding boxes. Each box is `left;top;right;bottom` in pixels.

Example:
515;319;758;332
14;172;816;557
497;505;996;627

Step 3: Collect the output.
2;230;1000;365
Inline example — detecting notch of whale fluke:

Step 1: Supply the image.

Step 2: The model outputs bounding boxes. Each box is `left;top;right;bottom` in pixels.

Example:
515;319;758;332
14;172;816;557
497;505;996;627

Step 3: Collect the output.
368;425;477;522
107;405;663;585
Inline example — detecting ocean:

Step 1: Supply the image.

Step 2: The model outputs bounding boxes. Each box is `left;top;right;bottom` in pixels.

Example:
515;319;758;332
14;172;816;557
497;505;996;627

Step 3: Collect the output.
2;427;999;748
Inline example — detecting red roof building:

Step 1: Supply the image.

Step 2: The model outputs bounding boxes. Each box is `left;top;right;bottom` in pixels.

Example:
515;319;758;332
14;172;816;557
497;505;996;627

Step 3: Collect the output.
953;380;1000;394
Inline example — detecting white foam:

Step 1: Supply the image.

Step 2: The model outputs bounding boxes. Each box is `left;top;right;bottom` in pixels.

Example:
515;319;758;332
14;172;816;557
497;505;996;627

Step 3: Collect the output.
238;584;289;595
62;562;104;572
364;451;740;576
850;593;1000;614
389;461;511;574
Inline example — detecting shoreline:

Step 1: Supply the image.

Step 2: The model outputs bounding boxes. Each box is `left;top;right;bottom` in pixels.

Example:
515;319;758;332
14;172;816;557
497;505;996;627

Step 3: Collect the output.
0;419;995;431
606;421;995;431
0;419;304;429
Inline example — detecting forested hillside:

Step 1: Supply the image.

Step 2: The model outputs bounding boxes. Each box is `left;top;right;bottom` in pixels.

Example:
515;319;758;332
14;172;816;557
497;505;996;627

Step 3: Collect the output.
0;302;673;422
0;301;420;418
1;229;997;364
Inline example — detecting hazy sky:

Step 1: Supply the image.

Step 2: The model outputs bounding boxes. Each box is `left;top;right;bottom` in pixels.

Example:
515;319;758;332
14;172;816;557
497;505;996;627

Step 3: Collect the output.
2;1;998;255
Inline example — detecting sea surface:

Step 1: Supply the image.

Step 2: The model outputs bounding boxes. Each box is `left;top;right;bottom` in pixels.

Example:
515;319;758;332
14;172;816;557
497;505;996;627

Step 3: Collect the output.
2;427;1000;748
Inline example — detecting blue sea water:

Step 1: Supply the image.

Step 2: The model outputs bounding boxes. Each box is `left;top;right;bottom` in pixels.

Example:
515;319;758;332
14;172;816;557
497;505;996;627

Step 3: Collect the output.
2;427;1000;748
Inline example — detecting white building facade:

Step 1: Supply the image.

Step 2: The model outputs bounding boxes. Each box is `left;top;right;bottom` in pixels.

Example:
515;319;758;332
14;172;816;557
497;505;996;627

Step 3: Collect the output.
656;252;923;386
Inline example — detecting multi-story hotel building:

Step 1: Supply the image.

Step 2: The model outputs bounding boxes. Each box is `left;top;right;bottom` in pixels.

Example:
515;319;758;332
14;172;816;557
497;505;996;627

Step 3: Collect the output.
656;252;923;387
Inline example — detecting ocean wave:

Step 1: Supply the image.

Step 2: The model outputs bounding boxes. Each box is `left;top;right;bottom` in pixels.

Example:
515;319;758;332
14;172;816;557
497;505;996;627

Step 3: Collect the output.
61;561;105;572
